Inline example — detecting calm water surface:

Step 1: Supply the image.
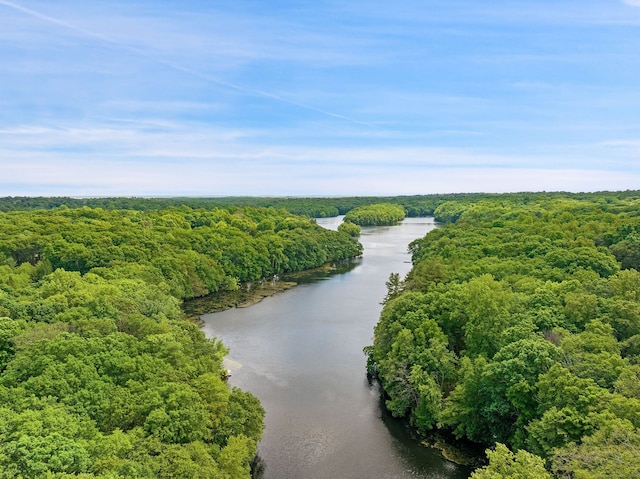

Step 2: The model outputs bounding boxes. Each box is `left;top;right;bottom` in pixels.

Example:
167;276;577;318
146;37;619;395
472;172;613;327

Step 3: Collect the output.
201;217;472;479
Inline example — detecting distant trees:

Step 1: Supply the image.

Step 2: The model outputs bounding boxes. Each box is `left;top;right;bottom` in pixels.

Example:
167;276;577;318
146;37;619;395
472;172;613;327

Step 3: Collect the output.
343;203;406;226
6;191;640;221
368;193;640;478
0;195;437;217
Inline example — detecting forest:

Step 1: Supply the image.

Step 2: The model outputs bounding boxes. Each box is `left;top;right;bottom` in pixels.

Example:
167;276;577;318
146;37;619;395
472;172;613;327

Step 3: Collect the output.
6;192;628;218
369;194;640;478
3;192;640;478
0;195;436;217
0;205;362;478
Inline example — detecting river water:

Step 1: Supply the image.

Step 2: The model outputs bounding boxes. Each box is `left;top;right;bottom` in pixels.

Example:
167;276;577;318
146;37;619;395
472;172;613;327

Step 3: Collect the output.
200;217;473;479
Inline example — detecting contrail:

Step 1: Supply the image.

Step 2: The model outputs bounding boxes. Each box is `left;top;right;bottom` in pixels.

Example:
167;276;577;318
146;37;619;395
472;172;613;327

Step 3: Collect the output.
0;0;374;127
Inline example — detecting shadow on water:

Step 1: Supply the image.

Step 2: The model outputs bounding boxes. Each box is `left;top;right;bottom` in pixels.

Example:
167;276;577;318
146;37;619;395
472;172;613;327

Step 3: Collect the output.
251;391;478;479
250;454;266;479
369;379;480;479
183;258;361;321
281;258;361;284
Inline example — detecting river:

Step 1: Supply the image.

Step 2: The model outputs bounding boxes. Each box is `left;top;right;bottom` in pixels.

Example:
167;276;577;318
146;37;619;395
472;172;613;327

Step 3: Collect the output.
200;217;473;479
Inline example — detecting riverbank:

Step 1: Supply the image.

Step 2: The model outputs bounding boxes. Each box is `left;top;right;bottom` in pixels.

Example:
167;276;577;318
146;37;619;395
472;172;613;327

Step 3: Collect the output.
182;260;358;324
182;279;297;324
420;433;485;468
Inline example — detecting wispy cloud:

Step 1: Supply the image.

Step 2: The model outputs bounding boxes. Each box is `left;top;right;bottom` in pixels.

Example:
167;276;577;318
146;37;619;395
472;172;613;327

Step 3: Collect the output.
335;0;640;27
2;118;639;196
1;0;640;196
0;0;373;127
4;154;639;197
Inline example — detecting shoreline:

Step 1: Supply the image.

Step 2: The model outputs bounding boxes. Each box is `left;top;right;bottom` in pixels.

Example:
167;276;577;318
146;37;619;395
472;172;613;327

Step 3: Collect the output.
182;260;357;324
181;279;297;325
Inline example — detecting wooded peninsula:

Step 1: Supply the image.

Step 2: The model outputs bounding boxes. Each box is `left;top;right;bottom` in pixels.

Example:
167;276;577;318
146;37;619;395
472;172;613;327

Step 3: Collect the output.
1;191;640;478
0;204;361;478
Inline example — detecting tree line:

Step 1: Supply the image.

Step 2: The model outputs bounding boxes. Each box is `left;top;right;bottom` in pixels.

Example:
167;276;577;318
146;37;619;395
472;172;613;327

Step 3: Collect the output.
368;194;640;478
4;191;640;219
0;205;362;478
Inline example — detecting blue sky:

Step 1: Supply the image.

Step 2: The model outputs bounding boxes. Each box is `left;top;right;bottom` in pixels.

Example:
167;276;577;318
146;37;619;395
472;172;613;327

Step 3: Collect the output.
1;0;640;196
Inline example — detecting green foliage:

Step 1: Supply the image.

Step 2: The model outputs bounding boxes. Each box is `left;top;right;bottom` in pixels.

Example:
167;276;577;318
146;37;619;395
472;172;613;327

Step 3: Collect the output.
5;191;640;220
441;338;560;446
0;206;362;301
372;292;456;429
470;443;551;479
0;318;262;477
0;316;25;371
551;420;640;479
433;201;468;223
6;193;640;477
343;203;406;226
368;192;640;478
460;274;514;358
337;221;361;237
0;203;363;478
0;193;444;218
382;272;405;304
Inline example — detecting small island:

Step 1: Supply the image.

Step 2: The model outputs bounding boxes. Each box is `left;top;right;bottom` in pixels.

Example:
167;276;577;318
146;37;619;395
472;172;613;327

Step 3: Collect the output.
343;203;406;226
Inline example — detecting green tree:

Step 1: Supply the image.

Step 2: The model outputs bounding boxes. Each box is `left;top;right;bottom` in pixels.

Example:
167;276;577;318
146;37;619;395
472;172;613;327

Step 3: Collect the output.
470;443;551;479
382;272;404;304
461;274;514;358
551;420;640;479
337;221;361;237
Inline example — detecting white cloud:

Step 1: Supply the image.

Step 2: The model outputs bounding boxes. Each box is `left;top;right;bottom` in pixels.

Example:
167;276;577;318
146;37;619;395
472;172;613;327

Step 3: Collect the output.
2;0;640;200
3;152;639;197
622;0;640;7
2;121;639;197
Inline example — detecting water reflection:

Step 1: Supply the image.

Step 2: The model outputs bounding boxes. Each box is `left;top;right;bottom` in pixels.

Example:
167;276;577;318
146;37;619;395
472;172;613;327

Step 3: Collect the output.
281;257;361;284
250;455;266;479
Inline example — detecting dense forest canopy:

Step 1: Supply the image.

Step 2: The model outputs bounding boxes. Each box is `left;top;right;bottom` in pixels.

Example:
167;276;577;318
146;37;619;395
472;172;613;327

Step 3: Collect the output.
0;195;434;217
6;191;640;218
0;205;362;478
369;195;640;478
4;192;640;478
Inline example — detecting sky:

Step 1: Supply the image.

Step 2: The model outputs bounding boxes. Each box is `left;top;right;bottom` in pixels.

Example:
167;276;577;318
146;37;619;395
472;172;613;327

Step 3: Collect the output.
1;0;640;197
